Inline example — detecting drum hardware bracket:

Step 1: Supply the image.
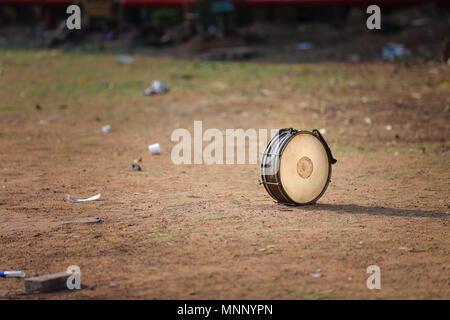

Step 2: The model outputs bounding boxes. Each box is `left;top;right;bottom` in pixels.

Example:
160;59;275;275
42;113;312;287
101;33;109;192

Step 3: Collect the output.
312;129;337;164
279;127;299;135
259;180;281;186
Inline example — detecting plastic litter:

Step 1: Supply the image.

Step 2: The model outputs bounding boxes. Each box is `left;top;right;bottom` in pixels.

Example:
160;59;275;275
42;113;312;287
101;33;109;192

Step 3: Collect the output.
148;143;161;155
297;42;313;51
66;194;101;203
382;43;411;60
132;164;142;171
144;81;169;96
0;271;26;278
102;125;111;133
309;273;322;278
116;55;133;64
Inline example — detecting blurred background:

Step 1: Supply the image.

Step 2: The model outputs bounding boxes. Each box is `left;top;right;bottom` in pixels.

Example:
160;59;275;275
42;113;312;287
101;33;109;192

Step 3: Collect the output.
0;0;449;63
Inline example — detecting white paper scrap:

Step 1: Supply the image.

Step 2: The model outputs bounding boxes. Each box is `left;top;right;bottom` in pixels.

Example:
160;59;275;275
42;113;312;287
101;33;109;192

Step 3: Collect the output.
67;193;101;203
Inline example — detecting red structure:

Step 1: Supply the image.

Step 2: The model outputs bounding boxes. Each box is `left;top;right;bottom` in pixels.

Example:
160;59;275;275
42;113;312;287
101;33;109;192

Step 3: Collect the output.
0;0;447;6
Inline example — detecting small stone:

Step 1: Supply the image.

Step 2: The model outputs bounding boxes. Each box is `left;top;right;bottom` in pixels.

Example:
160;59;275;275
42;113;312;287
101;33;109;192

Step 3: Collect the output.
25;272;72;293
398;246;414;252
62;217;102;225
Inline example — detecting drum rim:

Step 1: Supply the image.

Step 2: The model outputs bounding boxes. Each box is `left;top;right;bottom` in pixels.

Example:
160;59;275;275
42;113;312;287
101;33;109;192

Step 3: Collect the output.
262;130;296;203
261;130;333;206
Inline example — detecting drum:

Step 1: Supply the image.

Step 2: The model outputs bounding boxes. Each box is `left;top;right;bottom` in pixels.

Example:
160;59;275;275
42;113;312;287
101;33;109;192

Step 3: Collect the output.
261;128;336;205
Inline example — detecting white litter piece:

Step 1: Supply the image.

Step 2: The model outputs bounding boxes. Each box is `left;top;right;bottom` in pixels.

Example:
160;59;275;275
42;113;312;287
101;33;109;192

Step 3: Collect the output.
0;270;26;278
148;143;160;155
385;125;392;131
116;55;133;64
364;117;372;124
134;193;144;195
144;81;169;96
66;194;101;203
102;125;111;133
318;128;327;135
309;273;322;278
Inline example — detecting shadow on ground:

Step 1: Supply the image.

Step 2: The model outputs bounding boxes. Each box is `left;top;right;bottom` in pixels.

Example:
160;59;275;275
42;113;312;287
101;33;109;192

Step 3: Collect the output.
293;203;449;218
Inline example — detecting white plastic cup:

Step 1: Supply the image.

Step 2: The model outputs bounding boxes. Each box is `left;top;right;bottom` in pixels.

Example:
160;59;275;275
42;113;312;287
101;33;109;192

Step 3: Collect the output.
153;81;162;91
148;143;160;155
102;125;111;133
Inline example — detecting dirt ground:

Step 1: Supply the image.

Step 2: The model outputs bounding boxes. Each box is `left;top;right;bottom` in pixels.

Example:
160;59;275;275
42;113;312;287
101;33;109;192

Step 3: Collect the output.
0;50;449;299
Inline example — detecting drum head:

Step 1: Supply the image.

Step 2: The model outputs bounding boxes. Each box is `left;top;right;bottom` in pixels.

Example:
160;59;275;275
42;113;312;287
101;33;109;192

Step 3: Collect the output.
279;132;331;204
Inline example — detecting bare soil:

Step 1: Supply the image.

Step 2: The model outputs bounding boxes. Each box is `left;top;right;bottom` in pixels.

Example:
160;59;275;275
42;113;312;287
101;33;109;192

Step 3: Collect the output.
0;52;449;299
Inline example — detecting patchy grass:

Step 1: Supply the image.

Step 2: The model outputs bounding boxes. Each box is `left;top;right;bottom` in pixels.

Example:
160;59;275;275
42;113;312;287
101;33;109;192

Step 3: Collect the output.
196;213;224;221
